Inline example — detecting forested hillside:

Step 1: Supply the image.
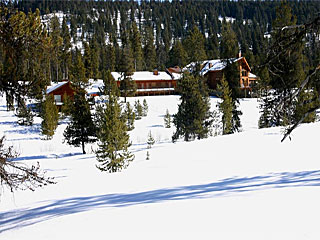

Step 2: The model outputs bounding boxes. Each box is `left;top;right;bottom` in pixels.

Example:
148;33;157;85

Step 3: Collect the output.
12;0;320;74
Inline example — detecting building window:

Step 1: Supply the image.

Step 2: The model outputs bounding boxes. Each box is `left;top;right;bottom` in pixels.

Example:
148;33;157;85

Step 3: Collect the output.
54;95;61;103
242;70;247;77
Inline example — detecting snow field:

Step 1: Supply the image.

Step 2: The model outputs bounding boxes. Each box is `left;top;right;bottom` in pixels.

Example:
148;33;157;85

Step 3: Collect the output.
0;95;320;240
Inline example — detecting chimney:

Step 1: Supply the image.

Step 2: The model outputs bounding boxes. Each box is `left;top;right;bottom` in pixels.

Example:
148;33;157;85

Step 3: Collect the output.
153;69;159;75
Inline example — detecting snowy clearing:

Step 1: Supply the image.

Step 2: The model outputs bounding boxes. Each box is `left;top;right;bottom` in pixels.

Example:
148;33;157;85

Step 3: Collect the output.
0;95;320;240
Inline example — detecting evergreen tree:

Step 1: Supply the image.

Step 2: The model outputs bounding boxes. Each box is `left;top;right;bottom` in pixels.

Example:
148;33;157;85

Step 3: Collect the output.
123;102;135;131
147;130;155;149
130;22;144;71
63;90;97;154
265;3;306;127
15;100;34;126
142;99;148;117
217;77;233;135
169;40;188;68
41;95;59;140
49;15;63;82
172;73;212;142
119;45;137;102
70;49;88;89
61;92;73;118
164;109;171;128
95;83;134;172
146;151;150;160
183;26;207;64
134;100;143;120
61;17;72;80
143;26;157;71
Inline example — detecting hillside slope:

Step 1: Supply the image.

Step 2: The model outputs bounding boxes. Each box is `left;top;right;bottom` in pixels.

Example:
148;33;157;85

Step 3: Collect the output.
0;95;319;240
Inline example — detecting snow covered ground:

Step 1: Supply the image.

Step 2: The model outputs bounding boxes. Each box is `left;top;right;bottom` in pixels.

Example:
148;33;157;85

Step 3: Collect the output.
0;95;320;240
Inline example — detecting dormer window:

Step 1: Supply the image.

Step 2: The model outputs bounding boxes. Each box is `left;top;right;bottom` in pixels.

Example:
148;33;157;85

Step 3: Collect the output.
242;70;248;77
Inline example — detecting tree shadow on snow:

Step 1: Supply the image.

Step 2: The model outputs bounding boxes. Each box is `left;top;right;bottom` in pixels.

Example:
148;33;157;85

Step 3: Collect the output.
1;169;320;233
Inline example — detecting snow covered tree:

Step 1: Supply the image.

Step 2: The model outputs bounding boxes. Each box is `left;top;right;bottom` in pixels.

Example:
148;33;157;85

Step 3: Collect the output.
0;136;54;194
63;90;97;154
172;73;213;142
41;95;59;140
142;99;148;117
164;109;171;128
95;84;134;172
147;131;155;149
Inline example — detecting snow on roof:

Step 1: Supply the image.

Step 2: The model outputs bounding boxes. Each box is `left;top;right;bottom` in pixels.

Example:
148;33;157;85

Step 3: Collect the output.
184;58;243;76
111;71;174;81
249;73;258;79
86;79;104;95
46;81;68;94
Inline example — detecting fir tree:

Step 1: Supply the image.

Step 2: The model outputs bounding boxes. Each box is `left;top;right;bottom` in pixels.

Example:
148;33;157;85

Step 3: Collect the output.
61;92;73;118
147;130;155;149
70;49;88;89
146;151;150;160
63;90;97;154
123;102;135;131
61;17;72;80
217;77;233;135
142;99;148;117
119;46;137;102
130;22;144;71
95;83;134;172
183;26;207;64
134;100;143;120
172;73;213;142
169;40;188;68
16;101;34;126
143;26;157;71
164;109;171;128
41;95;59;140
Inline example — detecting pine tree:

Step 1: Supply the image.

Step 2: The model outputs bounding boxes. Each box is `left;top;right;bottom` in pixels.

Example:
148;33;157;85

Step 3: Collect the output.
183;26;207;64
143;26;157;71
147;130;155;149
61;92;73;118
16;101;34;126
172;73;213;142
130;22;143;71
134;100;143;120
119;45;137;102
123;102;135;131
169;40;188;68
49;15;63;82
61;17;72;79
164;109;171;128
265;3;306;127
63;90;97;154
41;95;59;140
142;99;148;117
217;77;233;135
70;49;88;89
95;84;134;172
146;151;150;160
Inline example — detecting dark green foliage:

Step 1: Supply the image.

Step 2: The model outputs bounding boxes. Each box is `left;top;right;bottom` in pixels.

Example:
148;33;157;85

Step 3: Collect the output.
147;131;155;149
184;26;207;63
130;22;143;71
95;88;134;173
61;93;73;118
63;91;97;154
70;49;88;89
169;40;188;68
123;102;135;131
119;46;136;102
41;95;59;140
146;151;150;160
134;100;143;120
172;73;213;142
164;109;171;128
143;26;157;71
0;8;50;106
16;101;34;126
217;77;233;135
142;99;148;117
